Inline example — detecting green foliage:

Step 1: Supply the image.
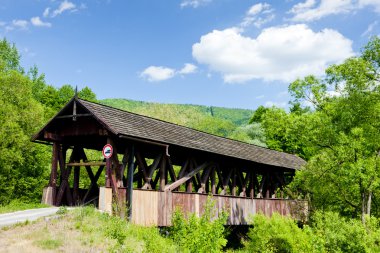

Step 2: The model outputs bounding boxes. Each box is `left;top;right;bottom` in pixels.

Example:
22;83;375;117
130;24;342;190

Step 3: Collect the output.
72;206;177;252
0;199;48;214
0;38;98;205
246;212;380;253
0;63;50;204
247;213;317;253
35;238;63;250
0;38;23;72
249;105;269;123
228;123;267;147
260;107;314;159
102;98;254;126
261;37;380;220
310;211;368;253
171;198;228;253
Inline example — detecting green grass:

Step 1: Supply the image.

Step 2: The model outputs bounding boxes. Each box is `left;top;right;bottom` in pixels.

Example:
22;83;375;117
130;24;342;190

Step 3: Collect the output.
35;238;63;250
0;199;49;214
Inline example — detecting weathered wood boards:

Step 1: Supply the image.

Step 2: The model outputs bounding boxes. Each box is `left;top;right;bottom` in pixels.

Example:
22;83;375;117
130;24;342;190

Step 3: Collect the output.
131;190;308;226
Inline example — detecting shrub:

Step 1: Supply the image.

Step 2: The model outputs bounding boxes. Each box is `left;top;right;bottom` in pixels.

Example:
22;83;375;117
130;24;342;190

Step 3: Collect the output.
310;211;368;253
170;198;228;253
246;213;318;253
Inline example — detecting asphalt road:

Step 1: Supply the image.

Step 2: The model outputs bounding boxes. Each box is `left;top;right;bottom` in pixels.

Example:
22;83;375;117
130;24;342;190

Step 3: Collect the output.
0;207;60;228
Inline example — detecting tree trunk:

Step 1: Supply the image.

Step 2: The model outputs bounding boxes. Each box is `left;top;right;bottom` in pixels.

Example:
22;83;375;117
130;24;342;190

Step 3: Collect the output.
367;191;372;217
361;192;366;225
361;191;372;224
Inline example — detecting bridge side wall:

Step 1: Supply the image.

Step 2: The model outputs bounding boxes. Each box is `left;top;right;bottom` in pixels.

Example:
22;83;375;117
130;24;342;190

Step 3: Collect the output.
131;190;308;226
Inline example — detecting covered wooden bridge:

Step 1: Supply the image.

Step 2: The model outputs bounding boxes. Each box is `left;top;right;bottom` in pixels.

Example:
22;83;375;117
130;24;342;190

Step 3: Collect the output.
33;97;307;226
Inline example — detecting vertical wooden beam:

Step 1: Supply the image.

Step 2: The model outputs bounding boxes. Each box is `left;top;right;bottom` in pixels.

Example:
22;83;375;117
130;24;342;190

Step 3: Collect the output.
50;142;59;205
127;145;135;220
160;154;167;191
211;166;216;194
220;168;232;195
142;153;162;190
249;172;255;199
73;166;80;204
232;168;237;196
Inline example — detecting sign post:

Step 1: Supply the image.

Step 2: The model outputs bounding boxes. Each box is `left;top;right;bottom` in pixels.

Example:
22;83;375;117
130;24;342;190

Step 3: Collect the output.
103;144;113;187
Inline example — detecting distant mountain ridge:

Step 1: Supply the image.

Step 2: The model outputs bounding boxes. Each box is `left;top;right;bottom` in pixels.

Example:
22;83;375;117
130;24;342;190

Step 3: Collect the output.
99;98;266;146
100;98;254;127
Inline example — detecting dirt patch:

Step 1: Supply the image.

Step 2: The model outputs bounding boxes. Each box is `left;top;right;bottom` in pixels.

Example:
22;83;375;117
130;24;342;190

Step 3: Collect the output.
0;216;106;253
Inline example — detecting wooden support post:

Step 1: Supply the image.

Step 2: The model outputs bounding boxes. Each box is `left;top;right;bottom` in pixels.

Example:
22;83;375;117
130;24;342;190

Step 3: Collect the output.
160;154;167;191
220;168;232;195
198;165;212;193
240;171;251;197
258;174;266;198
167;156;177;183
49;142;59;205
185;158;191;193
249;172;255;199
232;168;237;196
73;166;80;204
211;166;216;194
127;145;135;220
142;153;162;189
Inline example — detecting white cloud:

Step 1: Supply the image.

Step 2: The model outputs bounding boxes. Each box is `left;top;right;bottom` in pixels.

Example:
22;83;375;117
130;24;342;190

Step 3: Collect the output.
31;17;52;27
289;0;353;22
43;8;50;18
12;19;28;29
241;3;274;28
289;0;380;22
361;21;378;37
180;0;212;8
141;63;198;82
192;24;353;83
179;63;197;74
52;0;76;17
256;95;265;99
247;3;270;16
140;66;176;82
358;0;380;12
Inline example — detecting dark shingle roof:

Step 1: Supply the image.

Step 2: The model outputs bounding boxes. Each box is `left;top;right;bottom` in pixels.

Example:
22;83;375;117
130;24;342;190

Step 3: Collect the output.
77;99;305;170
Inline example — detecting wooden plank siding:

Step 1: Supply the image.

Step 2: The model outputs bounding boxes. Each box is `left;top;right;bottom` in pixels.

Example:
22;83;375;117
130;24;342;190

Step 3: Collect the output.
131;189;308;226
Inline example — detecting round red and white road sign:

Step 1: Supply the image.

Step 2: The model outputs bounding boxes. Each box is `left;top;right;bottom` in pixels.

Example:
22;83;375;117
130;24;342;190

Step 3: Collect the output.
102;144;113;159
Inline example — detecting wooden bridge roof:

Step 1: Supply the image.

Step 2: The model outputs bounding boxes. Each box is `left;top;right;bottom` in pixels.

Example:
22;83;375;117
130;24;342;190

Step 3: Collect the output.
33;98;305;170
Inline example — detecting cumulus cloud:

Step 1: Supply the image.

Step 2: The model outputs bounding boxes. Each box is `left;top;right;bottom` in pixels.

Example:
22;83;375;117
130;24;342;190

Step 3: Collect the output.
51;0;76;17
141;66;175;82
192;24;353;83
180;0;212;8
31;17;52;27
179;63;197;74
141;63;198;82
289;0;380;22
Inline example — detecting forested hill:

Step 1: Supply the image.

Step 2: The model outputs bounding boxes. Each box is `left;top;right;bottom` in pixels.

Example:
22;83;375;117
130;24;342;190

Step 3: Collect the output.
101;98;254;126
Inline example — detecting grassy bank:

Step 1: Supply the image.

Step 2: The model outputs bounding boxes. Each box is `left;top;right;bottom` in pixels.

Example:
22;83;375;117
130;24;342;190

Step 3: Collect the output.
0;200;49;214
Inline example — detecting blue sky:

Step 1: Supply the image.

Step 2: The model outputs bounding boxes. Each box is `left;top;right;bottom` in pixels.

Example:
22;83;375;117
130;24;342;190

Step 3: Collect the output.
1;0;379;109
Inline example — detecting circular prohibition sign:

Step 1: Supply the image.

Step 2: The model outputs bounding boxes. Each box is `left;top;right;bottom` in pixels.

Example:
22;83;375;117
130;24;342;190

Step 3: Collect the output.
102;144;113;159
